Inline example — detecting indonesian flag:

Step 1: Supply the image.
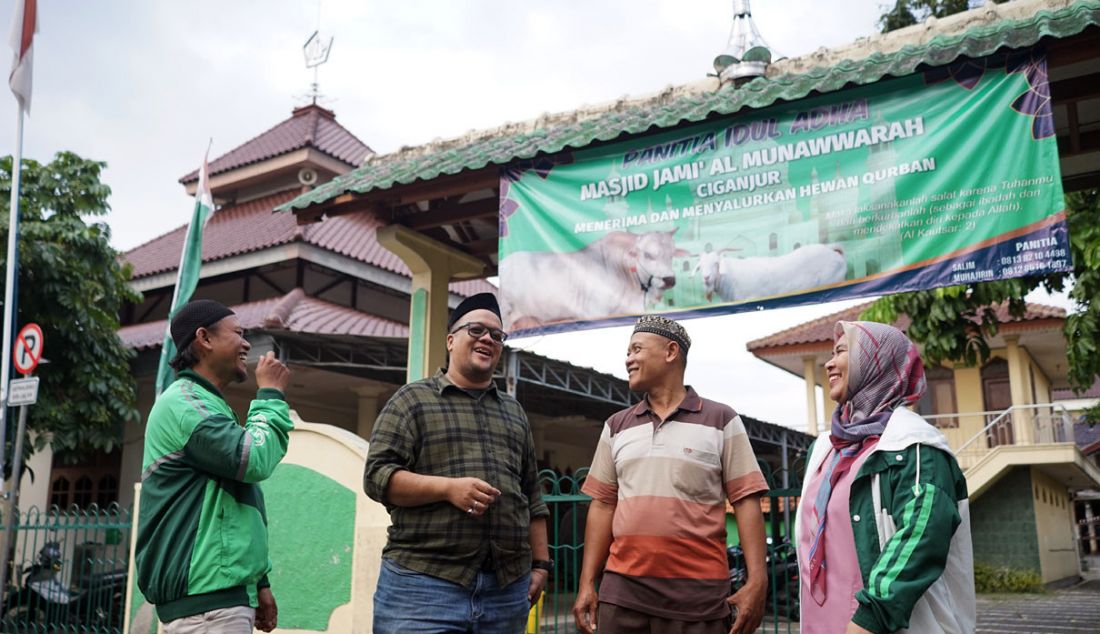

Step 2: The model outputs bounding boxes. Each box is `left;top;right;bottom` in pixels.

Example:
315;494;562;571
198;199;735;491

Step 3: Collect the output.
8;0;36;112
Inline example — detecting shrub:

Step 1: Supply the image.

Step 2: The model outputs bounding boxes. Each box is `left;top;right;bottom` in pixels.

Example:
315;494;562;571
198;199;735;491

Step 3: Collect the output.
974;562;1044;593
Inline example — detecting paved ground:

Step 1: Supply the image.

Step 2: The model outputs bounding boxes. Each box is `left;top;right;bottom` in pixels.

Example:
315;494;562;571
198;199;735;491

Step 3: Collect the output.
976;580;1100;633
754;580;1100;634
538;582;1100;633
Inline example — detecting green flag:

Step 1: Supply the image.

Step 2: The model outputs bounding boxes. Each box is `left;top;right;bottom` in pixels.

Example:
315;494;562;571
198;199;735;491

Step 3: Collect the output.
155;153;214;393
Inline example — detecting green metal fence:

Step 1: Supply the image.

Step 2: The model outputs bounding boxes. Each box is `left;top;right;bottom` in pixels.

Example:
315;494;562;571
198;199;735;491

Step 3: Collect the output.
535;465;803;633
743;461;803;634
0;504;131;634
533;468;591;633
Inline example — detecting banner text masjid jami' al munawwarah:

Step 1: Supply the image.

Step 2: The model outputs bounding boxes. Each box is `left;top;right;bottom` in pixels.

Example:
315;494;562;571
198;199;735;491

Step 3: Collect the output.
497;49;1069;336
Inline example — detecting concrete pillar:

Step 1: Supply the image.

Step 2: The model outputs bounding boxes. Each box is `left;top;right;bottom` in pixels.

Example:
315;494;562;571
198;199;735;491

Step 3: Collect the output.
1005;336;1033;444
505;349;520;397
377;225;486;382
353;383;392;440
1086;501;1098;554
820;365;839;425
531;421;547;467
802;356;819;437
17;435;51;508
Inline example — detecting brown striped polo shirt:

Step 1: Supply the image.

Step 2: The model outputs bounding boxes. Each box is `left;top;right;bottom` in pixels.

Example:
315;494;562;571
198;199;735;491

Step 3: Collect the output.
581;387;768;621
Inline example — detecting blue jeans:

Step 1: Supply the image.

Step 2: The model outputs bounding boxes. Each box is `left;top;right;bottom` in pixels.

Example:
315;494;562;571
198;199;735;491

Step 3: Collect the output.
374;558;531;634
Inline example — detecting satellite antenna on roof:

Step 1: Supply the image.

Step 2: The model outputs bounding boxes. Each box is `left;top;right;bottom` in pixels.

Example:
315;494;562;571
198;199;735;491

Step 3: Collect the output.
303;30;334;104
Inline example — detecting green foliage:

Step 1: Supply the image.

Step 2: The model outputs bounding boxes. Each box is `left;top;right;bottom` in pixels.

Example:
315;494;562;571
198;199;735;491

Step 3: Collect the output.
879;0;1006;34
864;191;1100;422
973;562;1044;593
1065;189;1100;424
879;0;922;33
0;152;142;458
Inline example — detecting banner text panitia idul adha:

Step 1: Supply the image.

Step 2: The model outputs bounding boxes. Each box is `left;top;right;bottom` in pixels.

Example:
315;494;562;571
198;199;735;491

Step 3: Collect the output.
498;50;1069;336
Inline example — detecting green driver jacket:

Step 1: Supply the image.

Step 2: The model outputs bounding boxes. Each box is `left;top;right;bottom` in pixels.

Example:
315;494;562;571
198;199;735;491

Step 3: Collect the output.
797;407;975;633
135;369;293;623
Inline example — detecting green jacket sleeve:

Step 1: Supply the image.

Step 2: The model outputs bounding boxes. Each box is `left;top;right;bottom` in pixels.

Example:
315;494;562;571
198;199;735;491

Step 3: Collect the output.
851;445;964;634
182;388;293;484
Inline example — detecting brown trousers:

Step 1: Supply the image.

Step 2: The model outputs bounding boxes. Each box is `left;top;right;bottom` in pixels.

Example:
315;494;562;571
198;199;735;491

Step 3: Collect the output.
597;602;731;634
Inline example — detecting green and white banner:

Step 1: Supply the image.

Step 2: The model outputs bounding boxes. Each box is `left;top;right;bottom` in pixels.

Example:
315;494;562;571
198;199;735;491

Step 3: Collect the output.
498;49;1069;336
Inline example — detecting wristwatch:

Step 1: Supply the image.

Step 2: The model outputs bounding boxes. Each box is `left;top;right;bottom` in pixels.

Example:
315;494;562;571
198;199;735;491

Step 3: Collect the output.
532;559;555;573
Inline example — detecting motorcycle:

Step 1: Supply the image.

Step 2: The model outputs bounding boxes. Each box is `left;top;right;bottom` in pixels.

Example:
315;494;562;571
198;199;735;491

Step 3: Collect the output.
727;537;801;622
2;541;128;631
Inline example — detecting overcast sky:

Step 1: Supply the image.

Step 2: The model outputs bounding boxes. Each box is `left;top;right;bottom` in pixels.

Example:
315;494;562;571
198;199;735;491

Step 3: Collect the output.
6;1;1064;432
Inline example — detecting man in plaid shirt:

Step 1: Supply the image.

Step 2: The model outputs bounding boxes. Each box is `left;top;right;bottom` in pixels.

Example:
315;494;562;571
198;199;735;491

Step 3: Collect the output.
364;293;551;633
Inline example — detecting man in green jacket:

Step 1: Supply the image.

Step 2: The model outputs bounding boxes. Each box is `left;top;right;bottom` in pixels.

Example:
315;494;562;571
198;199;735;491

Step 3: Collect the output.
136;299;293;633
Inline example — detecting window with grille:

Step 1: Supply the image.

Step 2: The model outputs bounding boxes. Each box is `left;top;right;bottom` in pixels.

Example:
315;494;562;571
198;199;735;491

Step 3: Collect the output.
48;450;122;511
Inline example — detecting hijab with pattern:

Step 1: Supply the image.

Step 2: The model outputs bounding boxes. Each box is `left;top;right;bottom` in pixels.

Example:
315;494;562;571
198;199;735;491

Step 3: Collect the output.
807;320;927;605
830;320;927;442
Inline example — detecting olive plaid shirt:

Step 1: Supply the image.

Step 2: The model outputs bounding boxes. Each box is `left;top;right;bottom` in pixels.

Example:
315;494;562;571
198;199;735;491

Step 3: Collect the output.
363;371;548;588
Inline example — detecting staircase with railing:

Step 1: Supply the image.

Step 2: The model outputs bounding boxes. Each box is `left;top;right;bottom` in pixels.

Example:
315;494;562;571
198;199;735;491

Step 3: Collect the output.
923;403;1100;503
926;403;1077;471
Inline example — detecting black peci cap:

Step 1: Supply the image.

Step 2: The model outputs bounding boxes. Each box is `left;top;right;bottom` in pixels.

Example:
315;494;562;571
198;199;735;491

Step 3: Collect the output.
170;299;235;351
448;293;502;330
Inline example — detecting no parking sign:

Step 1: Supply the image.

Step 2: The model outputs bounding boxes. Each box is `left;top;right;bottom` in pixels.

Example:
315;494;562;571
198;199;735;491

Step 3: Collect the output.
13;322;43;375
8;323;44;406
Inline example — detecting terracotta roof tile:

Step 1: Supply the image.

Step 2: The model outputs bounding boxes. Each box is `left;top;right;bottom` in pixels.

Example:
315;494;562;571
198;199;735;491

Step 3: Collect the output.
1074;421;1100;450
746;301;1065;351
122;189;496;297
118;290;409;350
450;279;498;296
180;104;373;183
301;210;403;273
1054;378;1100;400
124;190;304;278
746;302;885;351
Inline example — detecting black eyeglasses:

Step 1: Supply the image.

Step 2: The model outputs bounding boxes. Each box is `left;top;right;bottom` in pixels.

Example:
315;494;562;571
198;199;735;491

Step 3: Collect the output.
451;322;508;344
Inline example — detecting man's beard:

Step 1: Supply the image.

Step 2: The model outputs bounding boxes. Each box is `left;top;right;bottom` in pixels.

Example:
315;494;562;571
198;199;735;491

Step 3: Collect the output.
460;357;495;383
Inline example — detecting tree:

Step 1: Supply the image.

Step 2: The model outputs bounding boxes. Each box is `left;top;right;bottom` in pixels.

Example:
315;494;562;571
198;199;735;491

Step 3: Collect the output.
864;190;1100;422
879;1;1004;34
873;2;1098;423
0;151;142;459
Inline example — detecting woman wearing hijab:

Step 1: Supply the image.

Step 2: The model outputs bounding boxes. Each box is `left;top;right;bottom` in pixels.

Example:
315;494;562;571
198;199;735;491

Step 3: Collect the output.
795;321;975;633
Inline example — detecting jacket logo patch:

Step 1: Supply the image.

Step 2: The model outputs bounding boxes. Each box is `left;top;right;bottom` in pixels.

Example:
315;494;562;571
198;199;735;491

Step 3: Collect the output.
248;414;270;447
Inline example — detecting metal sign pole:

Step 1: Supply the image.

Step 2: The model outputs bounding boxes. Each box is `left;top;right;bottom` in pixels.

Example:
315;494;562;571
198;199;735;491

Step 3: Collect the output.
0;106;27;499
0;356;38;604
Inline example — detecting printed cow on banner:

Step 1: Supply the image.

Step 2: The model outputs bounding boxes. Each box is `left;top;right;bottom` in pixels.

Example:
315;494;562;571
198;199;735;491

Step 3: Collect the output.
501;229;687;330
701;243;848;303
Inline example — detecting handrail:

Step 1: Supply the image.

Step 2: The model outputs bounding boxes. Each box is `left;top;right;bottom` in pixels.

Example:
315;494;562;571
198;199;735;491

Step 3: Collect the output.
924;409;1015;421
954;409;1014;455
951;403;1074;455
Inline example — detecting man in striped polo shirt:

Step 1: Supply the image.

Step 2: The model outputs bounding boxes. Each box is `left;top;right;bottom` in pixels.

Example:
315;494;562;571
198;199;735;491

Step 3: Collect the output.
573;315;769;634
